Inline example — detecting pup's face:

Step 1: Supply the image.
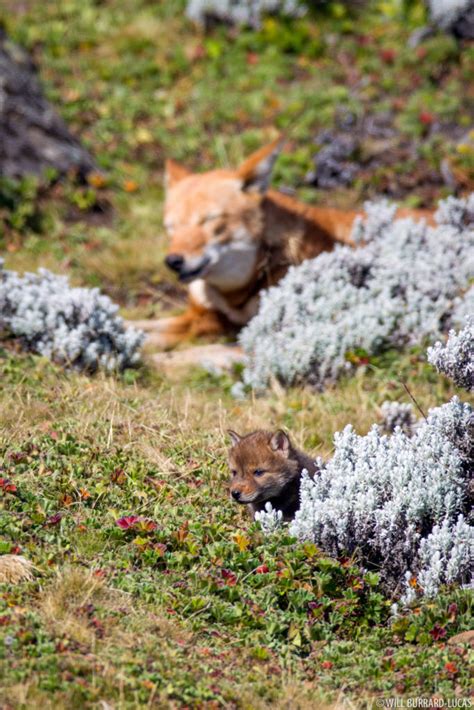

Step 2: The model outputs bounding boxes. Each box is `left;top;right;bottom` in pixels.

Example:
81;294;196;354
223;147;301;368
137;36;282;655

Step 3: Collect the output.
227;429;298;505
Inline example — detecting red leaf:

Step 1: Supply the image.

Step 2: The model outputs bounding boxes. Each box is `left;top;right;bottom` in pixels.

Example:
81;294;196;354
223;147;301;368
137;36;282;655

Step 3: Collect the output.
111;469;126;485
321;660;333;669
419;110;434;126
255;564;269;574
444;661;458;674
447;602;458;618
46;512;62;526
380;48;396;64
116;515;139;530
430;623;447;641
0;478;17;493
221;569;237;586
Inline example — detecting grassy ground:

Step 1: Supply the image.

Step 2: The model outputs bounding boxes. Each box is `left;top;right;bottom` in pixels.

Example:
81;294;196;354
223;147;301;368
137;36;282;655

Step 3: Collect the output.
0;348;473;708
0;0;474;707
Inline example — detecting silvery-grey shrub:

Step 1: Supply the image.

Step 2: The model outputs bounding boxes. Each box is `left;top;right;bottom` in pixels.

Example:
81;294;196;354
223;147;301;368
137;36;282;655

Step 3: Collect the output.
289;396;473;600
240;196;474;390
0;261;144;372
254;502;284;533
450;285;474;330
427;319;474;391
379;401;418;436
186;0;305;27
427;0;472;30
410;515;474;601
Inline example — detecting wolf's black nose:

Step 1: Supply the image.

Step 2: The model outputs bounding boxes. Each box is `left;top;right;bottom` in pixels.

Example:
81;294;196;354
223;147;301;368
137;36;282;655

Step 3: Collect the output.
231;490;241;501
165;254;184;272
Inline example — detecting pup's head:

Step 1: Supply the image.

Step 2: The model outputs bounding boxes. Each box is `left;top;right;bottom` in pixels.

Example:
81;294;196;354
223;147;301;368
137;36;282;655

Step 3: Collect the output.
227;429;298;505
163;138;283;291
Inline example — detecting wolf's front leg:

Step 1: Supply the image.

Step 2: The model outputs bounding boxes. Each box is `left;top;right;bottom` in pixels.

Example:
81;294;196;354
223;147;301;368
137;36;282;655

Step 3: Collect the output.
134;303;227;350
203;287;260;327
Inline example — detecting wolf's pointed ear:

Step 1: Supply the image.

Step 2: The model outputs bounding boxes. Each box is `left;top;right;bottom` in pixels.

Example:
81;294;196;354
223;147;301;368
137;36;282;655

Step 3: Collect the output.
270;430;290;456
227;430;242;446
164;159;191;190
238;137;283;193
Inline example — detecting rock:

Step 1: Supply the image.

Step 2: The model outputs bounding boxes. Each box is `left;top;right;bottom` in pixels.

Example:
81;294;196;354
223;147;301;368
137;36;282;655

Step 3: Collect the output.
447;629;474;647
151;343;244;374
0;29;95;180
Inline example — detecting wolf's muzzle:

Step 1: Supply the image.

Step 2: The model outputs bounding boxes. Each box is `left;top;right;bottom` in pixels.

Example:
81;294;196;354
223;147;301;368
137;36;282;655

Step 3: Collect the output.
165;254;184;272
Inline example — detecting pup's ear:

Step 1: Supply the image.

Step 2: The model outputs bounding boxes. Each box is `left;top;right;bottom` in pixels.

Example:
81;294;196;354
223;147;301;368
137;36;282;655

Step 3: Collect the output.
238;137;283;193
164;159;191;190
227;430;242;446
270;429;290;456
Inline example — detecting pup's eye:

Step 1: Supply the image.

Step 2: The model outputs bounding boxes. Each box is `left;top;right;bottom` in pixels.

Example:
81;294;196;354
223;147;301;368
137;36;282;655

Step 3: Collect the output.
253;469;265;477
231;469;237;477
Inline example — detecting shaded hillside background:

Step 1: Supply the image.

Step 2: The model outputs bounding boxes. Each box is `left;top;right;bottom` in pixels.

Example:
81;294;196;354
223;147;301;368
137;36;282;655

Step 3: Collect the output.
0;1;473;707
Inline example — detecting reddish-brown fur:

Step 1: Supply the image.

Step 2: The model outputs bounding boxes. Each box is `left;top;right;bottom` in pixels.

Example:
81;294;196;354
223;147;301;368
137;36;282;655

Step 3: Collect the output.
227;429;318;521
141;139;435;348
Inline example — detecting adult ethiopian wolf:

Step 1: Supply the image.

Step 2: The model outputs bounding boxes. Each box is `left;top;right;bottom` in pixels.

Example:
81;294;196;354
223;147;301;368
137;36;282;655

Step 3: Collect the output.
144;138;433;348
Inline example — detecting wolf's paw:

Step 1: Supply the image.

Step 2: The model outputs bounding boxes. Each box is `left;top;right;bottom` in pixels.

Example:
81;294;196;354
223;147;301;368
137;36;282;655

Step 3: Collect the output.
125;318;171;333
143;330;181;350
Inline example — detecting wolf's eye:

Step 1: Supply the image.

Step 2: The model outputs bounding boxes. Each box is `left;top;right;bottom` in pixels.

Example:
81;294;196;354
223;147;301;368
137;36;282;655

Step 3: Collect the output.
213;223;226;237
254;469;265;477
231;469;237;477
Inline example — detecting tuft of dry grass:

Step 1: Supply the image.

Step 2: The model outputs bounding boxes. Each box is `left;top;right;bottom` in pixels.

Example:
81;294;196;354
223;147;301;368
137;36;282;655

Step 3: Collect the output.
39;567;114;646
0;555;34;584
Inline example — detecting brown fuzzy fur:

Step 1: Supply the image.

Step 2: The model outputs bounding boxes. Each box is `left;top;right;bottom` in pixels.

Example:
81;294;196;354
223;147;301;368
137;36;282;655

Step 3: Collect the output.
227;429;318;521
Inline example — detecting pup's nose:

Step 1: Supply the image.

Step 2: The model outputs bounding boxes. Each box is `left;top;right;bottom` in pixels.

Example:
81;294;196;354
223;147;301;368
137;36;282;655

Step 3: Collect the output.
231;490;241;501
165;254;184;272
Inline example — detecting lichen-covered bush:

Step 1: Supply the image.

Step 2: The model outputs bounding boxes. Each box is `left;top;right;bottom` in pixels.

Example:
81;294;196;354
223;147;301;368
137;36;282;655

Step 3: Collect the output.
289;397;473;601
186;0;305;28
427;319;474;391
427;0;473;33
254;502;283;533
0;261;144;372
240;196;474;390
411;515;473;600
450;285;474;329
379;401;418;436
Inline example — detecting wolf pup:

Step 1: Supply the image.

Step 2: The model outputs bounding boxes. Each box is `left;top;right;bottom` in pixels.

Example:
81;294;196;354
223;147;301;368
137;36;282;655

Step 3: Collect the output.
227;429;318;521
